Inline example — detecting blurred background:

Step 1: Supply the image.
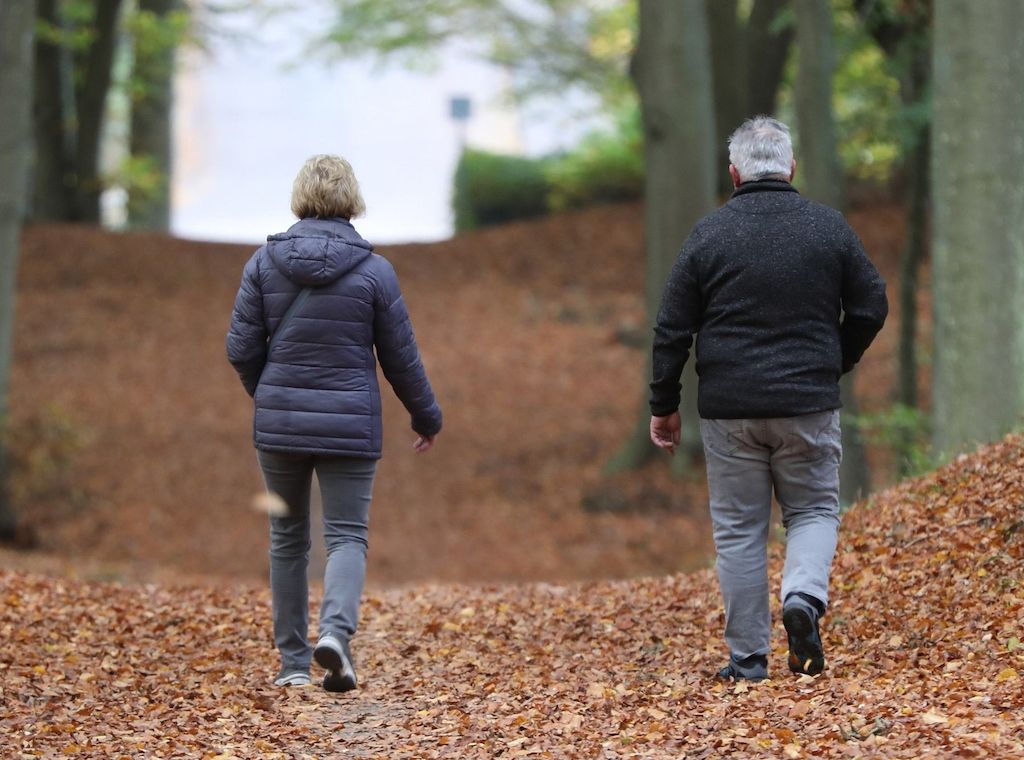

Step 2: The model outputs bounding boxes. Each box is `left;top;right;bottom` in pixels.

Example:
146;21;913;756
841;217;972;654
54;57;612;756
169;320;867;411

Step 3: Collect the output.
1;0;1020;587
170;3;607;243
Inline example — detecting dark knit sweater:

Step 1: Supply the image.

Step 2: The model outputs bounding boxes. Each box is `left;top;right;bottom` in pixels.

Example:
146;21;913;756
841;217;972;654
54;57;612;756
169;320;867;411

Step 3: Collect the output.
650;180;888;419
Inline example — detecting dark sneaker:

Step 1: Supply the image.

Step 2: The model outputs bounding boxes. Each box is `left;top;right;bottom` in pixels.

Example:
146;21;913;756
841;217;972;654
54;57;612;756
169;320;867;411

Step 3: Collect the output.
273;669;311;687
716;653;768;682
783;599;825;675
314;633;357;693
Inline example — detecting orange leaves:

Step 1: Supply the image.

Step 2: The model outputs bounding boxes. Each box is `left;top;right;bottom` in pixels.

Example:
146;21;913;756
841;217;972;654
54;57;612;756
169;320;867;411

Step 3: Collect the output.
3;435;1024;757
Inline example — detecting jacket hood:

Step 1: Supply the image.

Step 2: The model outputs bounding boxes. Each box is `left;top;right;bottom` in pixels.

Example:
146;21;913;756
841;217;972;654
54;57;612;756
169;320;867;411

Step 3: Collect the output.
266;217;373;286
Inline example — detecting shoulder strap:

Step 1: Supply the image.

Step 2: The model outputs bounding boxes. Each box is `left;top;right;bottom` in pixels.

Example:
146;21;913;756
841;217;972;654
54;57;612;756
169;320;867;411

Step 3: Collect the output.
267;287;314;358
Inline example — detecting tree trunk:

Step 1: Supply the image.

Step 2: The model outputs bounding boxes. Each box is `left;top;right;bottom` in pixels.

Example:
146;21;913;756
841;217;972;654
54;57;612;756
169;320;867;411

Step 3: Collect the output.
931;0;1024;455
0;0;37;540
746;0;794;118
607;0;717;475
707;0;744;197
128;0;182;230
898;118;928;421
74;0;124;223
794;0;870;503
31;0;76;221
794;0;844;211
708;0;793;197
853;0;932;474
897;143;926;412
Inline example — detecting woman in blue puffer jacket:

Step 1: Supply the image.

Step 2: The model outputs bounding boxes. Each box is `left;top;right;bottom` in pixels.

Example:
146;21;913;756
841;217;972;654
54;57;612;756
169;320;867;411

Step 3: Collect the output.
227;154;442;692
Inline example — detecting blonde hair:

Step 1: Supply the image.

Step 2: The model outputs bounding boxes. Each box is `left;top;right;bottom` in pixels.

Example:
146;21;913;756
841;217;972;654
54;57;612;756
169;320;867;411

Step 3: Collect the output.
290;154;366;219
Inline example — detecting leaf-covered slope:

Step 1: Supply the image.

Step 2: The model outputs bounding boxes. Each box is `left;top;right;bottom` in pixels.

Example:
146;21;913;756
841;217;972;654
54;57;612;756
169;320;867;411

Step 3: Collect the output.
2;435;1022;758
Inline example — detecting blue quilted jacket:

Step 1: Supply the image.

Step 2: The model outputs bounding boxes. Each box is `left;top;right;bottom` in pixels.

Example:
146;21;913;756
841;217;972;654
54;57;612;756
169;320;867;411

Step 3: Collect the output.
227;217;442;458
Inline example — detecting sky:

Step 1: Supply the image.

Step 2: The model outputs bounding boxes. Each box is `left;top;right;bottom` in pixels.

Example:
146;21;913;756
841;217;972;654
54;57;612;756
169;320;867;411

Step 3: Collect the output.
170;3;602;246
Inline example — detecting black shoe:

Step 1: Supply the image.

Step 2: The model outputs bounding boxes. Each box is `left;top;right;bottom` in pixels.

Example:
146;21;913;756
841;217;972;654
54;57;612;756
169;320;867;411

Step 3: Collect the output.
783;597;825;676
716;653;768;682
314;633;357;693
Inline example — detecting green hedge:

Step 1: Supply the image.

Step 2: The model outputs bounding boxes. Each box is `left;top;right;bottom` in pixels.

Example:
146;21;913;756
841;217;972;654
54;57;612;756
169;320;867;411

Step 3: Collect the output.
452;111;645;232
547;110;644;211
452;149;553;232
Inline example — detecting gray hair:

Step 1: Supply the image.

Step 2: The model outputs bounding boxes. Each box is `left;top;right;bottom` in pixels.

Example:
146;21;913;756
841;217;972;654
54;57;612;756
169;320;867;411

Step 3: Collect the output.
727;116;793;182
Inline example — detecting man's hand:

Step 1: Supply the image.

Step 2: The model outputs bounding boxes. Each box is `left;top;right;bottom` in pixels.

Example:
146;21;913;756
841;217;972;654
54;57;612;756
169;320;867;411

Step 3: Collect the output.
650;413;681;455
413;434;436;453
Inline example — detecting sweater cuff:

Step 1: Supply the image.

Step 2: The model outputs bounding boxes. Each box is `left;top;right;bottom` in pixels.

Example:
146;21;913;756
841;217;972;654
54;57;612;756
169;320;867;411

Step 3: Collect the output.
649;402;680;417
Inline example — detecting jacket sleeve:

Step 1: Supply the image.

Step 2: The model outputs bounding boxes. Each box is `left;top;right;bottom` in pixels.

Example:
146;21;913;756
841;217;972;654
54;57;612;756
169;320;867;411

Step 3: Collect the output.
372;258;443;437
839;225;889;373
650;230;704;416
226;251;268;398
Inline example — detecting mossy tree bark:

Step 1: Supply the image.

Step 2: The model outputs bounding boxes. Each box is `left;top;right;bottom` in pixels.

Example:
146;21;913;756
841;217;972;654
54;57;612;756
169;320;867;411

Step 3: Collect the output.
931;0;1024;455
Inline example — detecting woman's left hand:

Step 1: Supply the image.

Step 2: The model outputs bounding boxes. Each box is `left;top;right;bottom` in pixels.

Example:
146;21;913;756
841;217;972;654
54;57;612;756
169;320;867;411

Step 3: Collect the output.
413;434;436;453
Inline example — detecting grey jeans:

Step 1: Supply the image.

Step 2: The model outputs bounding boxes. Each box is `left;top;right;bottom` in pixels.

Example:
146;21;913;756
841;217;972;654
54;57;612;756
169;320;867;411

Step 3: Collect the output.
258;451;377;673
700;409;842;660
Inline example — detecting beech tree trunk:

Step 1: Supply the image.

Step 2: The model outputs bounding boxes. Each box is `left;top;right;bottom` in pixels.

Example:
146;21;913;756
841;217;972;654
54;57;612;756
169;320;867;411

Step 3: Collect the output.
794;0;871;504
0;0;37;540
707;0;744;196
31;0;76;221
74;0;124;223
895;67;929;476
898;128;927;412
854;0;932;469
707;0;793;197
931;0;1024;455
608;0;717;474
128;0;182;230
745;0;794;118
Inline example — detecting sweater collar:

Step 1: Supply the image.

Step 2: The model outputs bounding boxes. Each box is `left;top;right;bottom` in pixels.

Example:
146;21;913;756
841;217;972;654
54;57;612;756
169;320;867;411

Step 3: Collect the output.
730;179;800;199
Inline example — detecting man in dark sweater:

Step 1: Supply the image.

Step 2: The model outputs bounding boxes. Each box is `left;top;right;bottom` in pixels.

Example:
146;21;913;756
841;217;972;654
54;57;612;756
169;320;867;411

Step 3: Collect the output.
649;116;888;681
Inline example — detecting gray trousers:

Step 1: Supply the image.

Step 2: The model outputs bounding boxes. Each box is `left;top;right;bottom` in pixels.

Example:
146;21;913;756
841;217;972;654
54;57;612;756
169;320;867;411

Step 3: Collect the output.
700;409;842;660
258;451;377;673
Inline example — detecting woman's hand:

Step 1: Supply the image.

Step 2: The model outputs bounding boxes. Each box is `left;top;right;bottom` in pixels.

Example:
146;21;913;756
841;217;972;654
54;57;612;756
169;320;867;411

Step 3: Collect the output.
413;434;436;453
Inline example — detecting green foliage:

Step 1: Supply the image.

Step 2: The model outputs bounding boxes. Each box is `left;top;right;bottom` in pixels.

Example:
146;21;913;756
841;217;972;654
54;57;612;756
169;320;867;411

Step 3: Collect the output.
125;5;192;101
35;14;94;53
111;153;167;211
325;0;636;109
547;107;644;211
452;149;553;232
453;107;645;230
832;1;903;182
852;404;936;477
776;0;905;183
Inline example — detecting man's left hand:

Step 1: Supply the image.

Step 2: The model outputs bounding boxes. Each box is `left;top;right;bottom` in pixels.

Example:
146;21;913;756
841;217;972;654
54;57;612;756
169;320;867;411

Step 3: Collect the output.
650;413;681;455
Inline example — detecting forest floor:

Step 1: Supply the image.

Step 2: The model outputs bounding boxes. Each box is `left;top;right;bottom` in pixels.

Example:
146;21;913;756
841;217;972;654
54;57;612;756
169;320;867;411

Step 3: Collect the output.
2;433;1022;757
4;202;1022;758
4;200;913;587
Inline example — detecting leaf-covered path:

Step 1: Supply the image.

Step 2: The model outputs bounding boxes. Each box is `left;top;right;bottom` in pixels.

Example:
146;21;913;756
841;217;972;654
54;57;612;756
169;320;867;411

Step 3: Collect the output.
3;436;1023;758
